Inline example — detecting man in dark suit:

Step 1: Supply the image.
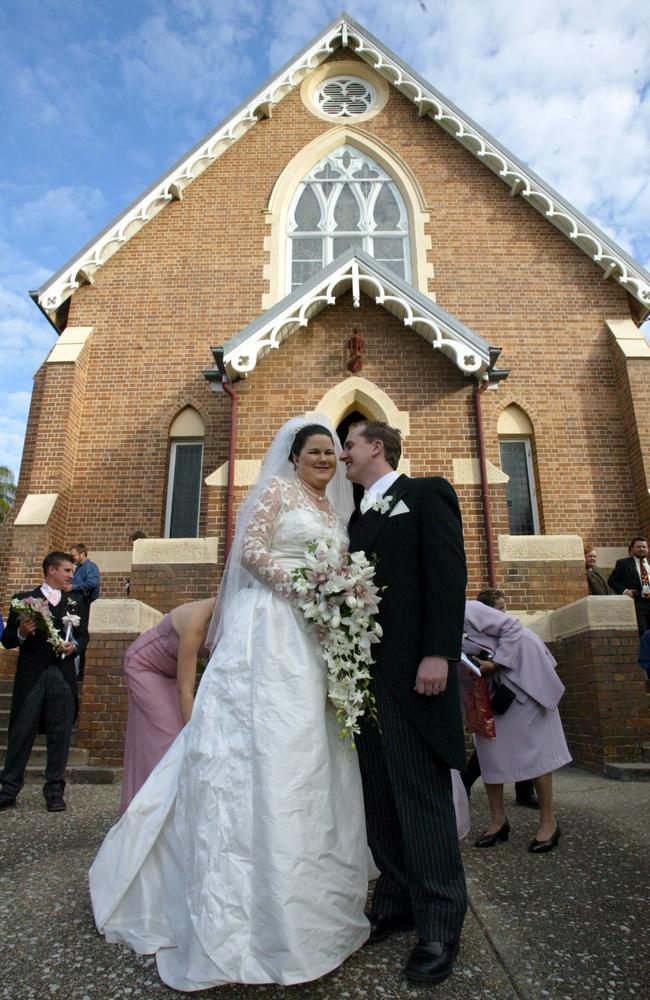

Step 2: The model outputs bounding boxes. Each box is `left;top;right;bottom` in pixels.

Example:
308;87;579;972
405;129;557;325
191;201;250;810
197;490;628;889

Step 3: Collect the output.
0;551;88;812
608;536;650;637
342;420;467;986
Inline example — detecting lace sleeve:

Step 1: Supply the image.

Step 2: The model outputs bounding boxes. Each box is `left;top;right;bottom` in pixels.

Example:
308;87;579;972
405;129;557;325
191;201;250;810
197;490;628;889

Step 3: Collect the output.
241;478;293;598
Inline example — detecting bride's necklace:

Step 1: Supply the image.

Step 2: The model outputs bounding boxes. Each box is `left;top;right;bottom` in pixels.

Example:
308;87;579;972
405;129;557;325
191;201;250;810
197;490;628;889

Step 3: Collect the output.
297;477;330;507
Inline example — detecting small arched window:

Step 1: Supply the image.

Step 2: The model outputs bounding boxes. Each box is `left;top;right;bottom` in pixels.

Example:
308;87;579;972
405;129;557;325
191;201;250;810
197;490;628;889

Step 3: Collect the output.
287;145;410;290
165;407;205;538
498;405;540;535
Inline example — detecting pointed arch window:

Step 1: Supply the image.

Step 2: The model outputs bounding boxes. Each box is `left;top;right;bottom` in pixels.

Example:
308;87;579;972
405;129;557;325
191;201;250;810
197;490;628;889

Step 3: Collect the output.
165;407;205;538
288;145;411;290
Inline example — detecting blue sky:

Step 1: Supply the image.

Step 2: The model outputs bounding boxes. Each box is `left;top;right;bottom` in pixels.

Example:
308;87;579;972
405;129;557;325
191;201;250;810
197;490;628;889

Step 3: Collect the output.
2;0;649;478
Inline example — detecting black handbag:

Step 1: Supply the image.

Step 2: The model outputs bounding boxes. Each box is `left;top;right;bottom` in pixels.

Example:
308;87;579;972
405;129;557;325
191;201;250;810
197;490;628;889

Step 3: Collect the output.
490;678;515;715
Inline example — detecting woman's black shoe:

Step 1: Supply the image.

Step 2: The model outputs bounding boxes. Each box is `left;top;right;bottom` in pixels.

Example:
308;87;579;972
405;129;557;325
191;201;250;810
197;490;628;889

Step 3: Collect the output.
473;819;510;848
528;824;561;854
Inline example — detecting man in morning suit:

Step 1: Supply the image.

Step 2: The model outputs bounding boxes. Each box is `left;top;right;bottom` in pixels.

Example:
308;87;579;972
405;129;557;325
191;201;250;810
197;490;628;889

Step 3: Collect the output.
342;420;467;986
0;551;88;812
608;536;650;637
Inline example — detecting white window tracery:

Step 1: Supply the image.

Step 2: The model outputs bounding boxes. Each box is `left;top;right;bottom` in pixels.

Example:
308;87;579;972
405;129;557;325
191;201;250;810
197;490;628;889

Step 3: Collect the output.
315;77;375;117
287;145;411;290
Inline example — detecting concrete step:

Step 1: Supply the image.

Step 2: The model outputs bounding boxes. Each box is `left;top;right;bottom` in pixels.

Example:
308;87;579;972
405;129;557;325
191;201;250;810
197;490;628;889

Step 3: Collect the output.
0;722;78;746
22;763;122;784
603;761;650;781
0;679;13;694
641;743;650;763
0;745;88;766
0;692;12;709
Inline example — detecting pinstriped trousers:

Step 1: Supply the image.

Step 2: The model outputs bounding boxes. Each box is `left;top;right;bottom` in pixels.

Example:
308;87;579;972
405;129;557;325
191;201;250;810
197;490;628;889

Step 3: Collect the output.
0;666;76;801
357;678;467;943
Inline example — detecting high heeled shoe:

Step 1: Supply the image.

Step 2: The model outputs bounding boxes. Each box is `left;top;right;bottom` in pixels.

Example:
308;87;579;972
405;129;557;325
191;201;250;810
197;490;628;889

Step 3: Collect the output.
528;823;561;854
473;819;510;848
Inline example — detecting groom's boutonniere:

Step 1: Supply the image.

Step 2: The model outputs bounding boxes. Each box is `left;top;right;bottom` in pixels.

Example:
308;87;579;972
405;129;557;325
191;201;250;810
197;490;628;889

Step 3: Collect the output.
370;494;393;515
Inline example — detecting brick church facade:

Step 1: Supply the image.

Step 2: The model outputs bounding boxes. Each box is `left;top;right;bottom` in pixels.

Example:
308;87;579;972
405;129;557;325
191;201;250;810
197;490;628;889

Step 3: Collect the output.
2;14;649;775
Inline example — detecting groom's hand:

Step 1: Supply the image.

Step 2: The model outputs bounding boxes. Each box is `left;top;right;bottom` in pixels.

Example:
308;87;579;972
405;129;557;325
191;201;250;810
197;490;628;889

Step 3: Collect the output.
415;656;448;696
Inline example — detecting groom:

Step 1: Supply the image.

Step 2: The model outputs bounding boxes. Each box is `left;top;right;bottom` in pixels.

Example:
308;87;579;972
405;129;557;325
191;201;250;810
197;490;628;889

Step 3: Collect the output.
342;420;467;985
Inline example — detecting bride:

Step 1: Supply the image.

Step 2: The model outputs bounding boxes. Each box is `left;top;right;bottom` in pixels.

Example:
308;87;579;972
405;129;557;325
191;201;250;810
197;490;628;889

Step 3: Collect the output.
89;415;371;991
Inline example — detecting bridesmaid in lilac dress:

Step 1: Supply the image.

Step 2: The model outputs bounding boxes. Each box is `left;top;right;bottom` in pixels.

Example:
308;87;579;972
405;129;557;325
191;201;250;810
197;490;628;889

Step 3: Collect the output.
120;598;214;813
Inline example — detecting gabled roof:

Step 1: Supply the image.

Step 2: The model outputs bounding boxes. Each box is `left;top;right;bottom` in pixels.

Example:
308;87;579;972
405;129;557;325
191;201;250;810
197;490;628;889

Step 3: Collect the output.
208;248;500;382
33;11;650;327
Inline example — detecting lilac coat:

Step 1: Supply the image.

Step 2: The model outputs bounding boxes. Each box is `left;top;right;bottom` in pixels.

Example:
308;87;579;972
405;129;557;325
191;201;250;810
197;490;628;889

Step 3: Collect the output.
461;601;571;783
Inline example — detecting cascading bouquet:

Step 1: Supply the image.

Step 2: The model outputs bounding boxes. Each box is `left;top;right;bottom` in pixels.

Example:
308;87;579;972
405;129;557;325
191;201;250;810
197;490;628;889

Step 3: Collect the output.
10;596;66;654
291;538;382;745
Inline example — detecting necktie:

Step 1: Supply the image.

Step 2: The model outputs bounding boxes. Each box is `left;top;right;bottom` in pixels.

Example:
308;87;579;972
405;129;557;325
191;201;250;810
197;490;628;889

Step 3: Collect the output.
41;584;62;607
359;492;374;515
640;560;650;596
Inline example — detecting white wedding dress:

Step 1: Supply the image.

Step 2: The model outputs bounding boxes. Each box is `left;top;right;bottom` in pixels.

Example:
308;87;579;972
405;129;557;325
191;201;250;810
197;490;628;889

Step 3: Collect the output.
89;479;370;991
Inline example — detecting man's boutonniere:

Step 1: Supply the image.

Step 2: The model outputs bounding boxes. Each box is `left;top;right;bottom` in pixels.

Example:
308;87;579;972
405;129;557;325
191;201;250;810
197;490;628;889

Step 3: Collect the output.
370;494;393;515
67;597;77;609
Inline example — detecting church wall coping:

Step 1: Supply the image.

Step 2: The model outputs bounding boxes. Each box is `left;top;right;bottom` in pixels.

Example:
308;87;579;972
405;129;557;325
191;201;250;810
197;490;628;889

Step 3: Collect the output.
89;599;163;634
498;534;584;562
13;493;59;526
132;537;220;565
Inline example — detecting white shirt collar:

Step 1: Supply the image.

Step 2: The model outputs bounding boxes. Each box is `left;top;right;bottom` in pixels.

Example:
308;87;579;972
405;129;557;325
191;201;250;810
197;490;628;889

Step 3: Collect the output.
364;470;400;499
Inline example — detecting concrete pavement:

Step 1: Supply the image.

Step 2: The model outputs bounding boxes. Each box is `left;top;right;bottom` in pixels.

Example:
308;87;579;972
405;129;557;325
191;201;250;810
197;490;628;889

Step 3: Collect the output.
1;767;648;999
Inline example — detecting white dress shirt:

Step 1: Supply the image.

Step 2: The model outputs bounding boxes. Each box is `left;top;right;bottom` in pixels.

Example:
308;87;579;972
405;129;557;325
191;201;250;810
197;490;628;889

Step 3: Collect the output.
360;470;401;514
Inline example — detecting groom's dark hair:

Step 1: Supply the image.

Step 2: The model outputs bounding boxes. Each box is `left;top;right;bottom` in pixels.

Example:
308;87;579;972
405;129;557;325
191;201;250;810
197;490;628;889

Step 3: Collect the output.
42;551;75;576
288;423;334;463
353;421;402;470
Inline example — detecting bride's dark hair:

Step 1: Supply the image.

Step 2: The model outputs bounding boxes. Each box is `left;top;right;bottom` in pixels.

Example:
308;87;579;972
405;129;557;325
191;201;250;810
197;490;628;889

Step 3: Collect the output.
289;423;334;464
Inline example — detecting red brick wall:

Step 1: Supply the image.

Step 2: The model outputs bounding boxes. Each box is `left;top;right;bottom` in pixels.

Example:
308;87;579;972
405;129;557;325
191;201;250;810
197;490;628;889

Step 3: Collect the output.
77;633;132;767
611;347;650;540
129;563;219;615
500;560;586;611
550;629;650;772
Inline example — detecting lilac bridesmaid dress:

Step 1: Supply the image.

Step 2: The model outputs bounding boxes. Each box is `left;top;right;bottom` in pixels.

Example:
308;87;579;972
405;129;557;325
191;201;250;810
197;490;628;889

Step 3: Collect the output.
120;615;190;813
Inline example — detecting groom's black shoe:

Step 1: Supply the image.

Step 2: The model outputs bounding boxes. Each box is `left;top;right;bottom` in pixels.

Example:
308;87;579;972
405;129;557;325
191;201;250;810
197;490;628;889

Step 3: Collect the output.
366;912;415;945
404;938;460;984
46;796;66;812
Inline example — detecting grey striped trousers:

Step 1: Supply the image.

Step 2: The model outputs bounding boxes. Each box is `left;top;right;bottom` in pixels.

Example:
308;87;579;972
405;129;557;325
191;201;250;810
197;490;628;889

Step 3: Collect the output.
0;666;76;801
357;678;467;943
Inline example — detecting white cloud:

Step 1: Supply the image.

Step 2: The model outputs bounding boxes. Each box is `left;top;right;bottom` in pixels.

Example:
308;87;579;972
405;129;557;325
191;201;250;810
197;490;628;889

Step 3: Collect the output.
0;413;28;479
0;238;57;476
12;186;108;240
119;1;262;118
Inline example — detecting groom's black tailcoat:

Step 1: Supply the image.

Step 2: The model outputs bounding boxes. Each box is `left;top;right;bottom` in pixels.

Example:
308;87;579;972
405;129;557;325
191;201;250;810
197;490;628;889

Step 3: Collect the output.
348;474;468;942
348;474;467;769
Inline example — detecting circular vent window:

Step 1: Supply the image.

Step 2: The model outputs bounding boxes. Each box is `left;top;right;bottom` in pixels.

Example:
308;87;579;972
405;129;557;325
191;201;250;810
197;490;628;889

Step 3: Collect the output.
316;76;375;117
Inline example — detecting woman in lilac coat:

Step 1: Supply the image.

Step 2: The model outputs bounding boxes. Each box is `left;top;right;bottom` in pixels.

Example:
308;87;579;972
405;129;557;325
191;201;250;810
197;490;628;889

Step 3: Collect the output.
462;599;571;853
120;598;214;813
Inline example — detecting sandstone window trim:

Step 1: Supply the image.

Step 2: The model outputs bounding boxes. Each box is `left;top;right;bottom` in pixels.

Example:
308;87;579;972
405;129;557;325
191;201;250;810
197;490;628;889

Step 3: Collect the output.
262;127;432;311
